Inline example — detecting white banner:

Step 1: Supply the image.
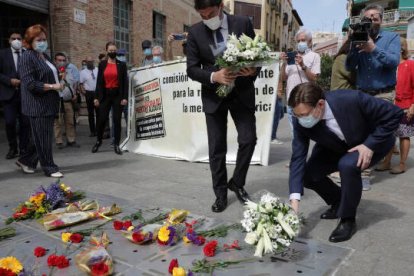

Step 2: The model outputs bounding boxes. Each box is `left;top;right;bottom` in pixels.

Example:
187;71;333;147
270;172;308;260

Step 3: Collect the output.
122;60;279;166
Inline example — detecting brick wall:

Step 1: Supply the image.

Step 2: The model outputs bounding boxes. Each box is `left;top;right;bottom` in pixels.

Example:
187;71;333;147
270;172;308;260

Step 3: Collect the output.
50;0;200;68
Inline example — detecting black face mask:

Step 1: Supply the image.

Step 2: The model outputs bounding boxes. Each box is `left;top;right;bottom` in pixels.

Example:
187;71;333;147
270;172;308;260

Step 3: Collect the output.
87;64;94;70
107;52;117;59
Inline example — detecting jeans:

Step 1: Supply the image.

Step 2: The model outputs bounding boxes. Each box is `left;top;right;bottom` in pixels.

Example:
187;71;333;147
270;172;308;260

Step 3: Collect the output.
271;97;284;140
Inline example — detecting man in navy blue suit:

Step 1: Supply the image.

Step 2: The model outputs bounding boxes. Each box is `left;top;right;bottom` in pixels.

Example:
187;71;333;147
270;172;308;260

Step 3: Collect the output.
288;82;403;242
0;31;29;159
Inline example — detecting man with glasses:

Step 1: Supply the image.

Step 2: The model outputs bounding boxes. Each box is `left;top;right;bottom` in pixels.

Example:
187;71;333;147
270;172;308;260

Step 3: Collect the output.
0;31;30;159
80;56;99;137
288;82;402;242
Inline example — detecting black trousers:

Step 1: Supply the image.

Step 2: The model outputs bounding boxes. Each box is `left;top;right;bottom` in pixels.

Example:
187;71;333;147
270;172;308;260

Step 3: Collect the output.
96;92;123;145
85;91;98;134
205;99;257;199
18;116;59;175
304;137;394;218
1;94;30;152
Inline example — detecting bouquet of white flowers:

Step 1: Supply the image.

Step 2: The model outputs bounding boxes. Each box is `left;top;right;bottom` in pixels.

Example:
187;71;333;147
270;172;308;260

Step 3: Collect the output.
215;33;275;97
241;192;300;257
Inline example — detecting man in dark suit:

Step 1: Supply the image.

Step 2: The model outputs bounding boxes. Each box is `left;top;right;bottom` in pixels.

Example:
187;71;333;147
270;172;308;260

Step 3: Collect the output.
187;0;258;212
288;82;403;242
0;31;29;159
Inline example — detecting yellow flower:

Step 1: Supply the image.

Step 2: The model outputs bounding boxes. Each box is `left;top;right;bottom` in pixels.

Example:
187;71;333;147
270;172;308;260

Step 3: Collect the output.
0;256;23;274
158;226;170;242
127;226;135;231
172;267;186;276
61;232;72;243
29;193;45;207
60;183;71;192
183;236;191;243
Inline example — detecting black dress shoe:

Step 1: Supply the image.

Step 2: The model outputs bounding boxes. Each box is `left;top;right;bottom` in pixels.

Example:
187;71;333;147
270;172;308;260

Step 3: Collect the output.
228;178;250;204
211;198;227;213
329;218;357;243
6;148;18;159
89;132;96;137
320;204;339;219
114;145;122;155
91;141;102;153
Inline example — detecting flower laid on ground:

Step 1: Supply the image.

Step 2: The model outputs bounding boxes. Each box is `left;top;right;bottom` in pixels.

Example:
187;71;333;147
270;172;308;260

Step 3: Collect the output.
203;240;218;257
241;192;300;257
166;209;189;225
157;225;179;246
5;180;84;224
0;267;16;276
168;259;193;276
75;232;113;276
122;224;159;245
183;220;205;246
190;258;254;274
223;240;241;251
34;246;47;257
61;232;84;243
196;223;242;238
214;33;275;97
0;256;23;275
112;220;132;231
47;254;70;269
0;227;16;241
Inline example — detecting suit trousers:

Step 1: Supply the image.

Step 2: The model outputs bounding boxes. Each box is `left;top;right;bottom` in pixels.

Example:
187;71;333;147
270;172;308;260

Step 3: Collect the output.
1;93;30;152
96;91;123;145
54;101;76;144
205;99;257;199
304;138;394;218
18;116;59;175
85;91;98;134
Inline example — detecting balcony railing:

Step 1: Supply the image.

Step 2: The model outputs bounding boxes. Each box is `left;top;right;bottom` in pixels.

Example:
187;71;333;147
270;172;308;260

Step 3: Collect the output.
350;9;414;25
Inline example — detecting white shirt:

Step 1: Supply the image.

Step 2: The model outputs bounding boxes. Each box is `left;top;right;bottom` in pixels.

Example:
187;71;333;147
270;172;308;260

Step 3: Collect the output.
80;67;98;91
289;101;345;201
11;47;20;70
210;13;229;83
285;50;321;101
45;59;59;84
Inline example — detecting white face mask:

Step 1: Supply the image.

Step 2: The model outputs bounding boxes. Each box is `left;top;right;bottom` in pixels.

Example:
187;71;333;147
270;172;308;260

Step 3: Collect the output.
11;39;22;50
203;11;222;30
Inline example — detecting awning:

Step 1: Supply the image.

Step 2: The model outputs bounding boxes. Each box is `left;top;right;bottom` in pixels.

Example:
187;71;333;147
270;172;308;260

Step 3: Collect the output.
0;0;49;14
353;0;369;4
342;18;350;32
399;0;414;11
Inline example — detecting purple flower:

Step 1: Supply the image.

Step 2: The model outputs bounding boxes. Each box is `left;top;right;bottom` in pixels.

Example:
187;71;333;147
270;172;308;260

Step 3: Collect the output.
44;181;66;209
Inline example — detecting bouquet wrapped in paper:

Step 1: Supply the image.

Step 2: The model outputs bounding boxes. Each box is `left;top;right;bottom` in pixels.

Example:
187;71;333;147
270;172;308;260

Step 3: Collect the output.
51;199;98;214
241;192;300;257
215;33;276;97
166;209;189;225
122;224;160;245
76;232;113;276
43;204;121;230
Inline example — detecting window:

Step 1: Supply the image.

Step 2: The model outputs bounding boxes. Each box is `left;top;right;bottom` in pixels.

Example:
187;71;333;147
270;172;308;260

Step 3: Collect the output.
234;1;262;29
113;0;131;62
153;11;165;48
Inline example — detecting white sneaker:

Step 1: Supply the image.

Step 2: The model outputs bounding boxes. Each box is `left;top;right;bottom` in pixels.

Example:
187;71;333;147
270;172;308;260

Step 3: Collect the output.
15;161;35;174
271;139;283;145
50;172;64;178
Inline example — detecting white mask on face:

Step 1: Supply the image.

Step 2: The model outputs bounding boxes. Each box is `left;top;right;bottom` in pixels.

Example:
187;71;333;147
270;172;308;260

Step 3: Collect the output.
203;9;222;30
11;39;22;50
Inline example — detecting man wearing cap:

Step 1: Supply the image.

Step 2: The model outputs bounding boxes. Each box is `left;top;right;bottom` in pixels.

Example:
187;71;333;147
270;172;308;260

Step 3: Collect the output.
141;40;153;66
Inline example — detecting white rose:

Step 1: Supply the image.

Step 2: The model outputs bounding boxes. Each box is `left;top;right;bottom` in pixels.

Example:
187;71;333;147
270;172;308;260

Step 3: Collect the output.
245;232;258;245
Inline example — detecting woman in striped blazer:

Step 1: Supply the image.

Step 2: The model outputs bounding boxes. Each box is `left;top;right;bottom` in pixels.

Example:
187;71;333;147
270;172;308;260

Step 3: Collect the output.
16;24;64;178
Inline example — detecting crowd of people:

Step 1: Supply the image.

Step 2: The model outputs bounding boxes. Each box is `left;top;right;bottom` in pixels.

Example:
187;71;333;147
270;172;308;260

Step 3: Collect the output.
0;0;413;244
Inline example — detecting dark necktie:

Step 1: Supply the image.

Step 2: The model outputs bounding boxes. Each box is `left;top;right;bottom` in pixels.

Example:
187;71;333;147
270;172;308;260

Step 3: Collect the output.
15;51;20;70
215;28;224;45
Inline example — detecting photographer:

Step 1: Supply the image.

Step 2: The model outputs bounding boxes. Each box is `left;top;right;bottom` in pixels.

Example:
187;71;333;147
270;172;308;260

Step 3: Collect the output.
346;4;400;102
281;27;321;132
167;32;188;61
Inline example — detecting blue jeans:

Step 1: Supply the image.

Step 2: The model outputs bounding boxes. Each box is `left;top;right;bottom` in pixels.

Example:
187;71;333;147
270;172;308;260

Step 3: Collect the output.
287;105;294;137
271;97;284;140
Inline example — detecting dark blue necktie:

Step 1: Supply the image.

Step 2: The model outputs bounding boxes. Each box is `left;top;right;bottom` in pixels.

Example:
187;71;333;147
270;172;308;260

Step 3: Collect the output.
215;28;224;45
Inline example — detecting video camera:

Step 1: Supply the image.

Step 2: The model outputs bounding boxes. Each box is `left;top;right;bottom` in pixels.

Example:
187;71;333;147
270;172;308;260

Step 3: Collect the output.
349;17;372;43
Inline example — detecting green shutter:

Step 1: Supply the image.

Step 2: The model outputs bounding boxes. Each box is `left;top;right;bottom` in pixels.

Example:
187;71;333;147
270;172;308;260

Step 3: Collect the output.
399;0;414;11
342;18;350;32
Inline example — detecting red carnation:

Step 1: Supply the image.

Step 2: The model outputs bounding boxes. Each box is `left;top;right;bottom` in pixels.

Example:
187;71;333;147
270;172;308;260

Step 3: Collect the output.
168;259;179;274
0;268;15;276
34;246;47;257
56;255;70;269
132;232;145;243
203;240;218;257
91;261;109;276
113;220;123;230
69;233;84;243
196;235;206;245
123;220;132;229
47;254;59;266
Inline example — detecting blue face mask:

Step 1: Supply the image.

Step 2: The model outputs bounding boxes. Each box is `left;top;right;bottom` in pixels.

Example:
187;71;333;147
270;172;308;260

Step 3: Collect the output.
34;41;48;53
117;56;126;62
297;41;308;53
153;56;162;64
143;48;152;56
298;114;320;128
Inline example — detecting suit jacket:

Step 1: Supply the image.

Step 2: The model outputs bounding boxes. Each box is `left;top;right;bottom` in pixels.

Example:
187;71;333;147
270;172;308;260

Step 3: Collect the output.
19;49;60;117
289;89;403;195
186;14;257;113
95;60;128;102
0;48;20;101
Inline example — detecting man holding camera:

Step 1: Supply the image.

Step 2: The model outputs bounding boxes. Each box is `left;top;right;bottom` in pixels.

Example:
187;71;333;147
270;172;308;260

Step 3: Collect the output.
346;4;400;102
280;27;321;132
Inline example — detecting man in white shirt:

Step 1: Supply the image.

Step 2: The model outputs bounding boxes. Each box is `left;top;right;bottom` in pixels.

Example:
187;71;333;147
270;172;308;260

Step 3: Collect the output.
288;82;402;243
280;28;321;132
79;56;98;137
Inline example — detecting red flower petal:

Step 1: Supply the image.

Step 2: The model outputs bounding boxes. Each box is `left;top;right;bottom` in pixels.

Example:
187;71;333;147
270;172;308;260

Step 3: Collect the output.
132;232;145;243
69;233;84;243
123;220;132;229
34;246;47;257
168;258;179;274
91;261;109;276
56;255;70;269
113;220;123;230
